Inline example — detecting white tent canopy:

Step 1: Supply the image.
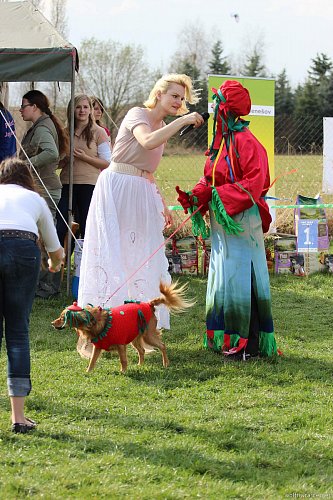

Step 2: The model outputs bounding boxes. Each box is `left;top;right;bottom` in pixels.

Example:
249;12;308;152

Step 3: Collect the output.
0;1;78;82
0;0;79;294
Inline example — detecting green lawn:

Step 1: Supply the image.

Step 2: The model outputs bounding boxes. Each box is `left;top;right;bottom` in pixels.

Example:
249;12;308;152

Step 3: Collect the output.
0;274;333;498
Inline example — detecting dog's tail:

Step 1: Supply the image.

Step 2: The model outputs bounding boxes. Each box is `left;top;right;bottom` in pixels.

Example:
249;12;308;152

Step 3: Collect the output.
149;281;194;312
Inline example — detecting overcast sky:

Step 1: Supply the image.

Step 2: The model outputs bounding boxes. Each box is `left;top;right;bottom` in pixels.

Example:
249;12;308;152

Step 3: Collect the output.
63;0;332;88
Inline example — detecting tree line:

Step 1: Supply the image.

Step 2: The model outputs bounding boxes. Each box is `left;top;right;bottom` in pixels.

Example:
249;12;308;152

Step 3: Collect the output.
76;24;330;154
7;2;327;154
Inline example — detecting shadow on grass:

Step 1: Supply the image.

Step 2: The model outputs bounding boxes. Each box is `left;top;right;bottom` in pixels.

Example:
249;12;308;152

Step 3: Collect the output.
5;410;328;492
123;349;333;388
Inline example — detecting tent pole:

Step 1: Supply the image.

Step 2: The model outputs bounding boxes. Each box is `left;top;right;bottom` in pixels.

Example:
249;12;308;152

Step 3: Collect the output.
66;52;76;296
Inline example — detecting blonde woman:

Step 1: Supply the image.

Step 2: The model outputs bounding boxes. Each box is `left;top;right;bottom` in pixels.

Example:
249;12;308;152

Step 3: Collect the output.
78;74;204;330
56;94;111;245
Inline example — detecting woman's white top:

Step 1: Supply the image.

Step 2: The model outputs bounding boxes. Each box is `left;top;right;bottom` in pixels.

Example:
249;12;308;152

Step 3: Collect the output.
0;184;60;251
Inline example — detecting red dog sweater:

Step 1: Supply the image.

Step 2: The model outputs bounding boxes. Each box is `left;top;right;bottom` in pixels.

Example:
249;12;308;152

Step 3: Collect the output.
91;302;153;350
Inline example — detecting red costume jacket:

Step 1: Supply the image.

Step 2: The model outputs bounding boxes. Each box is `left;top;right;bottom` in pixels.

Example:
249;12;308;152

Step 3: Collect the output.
91;302;153;350
199;128;272;233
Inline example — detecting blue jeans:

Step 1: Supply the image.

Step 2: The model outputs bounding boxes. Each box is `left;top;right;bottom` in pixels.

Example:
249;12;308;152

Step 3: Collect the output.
0;237;40;396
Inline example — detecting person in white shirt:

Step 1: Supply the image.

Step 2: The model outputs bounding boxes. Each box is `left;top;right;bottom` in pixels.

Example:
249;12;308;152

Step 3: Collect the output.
0;158;64;434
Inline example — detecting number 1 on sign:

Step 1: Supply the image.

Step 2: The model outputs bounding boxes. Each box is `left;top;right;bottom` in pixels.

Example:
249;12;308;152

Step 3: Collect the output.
304;226;311;245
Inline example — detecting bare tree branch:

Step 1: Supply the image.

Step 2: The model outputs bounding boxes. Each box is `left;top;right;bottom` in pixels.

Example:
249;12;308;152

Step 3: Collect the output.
78;38;152;137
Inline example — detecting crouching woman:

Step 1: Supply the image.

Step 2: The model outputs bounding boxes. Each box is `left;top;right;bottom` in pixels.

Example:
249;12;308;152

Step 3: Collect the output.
0;159;64;433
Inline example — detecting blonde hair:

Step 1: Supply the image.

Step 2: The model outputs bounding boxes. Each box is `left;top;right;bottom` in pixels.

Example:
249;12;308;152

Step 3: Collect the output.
143;73;200;115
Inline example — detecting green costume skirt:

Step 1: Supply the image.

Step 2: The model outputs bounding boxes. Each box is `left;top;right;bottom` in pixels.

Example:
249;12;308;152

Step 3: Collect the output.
204;205;277;357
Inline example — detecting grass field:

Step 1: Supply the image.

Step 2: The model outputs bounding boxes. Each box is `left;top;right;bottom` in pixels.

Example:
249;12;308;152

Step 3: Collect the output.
0;274;333;498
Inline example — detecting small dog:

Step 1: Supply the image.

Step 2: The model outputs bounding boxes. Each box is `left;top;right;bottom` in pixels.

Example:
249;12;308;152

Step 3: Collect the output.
52;281;192;373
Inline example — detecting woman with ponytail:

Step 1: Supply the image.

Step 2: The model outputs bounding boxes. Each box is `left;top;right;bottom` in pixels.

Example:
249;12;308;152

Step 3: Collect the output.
19;90;68;297
19;89;69;219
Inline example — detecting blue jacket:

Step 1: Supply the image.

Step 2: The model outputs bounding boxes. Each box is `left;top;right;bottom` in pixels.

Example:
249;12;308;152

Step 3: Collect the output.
0;107;16;162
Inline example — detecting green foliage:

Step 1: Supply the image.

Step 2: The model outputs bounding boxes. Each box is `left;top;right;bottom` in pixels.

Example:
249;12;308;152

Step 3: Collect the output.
273;54;333;153
175;58;201;83
242;47;267;78
208;40;231;75
76;23;333;155
294;80;321;117
0;275;333;498
275;69;294;116
293;53;333;120
308;53;333;84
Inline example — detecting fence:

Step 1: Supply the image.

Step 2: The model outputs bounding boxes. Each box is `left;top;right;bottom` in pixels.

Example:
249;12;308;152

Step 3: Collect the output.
155;115;333;237
11;106;333;237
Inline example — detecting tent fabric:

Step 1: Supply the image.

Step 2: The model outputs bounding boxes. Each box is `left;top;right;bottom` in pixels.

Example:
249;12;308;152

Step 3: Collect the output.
0;1;78;82
0;0;78;294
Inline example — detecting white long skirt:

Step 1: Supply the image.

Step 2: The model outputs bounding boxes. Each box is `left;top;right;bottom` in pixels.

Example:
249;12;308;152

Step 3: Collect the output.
78;168;171;329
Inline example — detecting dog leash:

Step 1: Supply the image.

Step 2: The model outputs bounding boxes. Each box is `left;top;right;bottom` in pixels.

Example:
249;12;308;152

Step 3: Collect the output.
102;205;203;307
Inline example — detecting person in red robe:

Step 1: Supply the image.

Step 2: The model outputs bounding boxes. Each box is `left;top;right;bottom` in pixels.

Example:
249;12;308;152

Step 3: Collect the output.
177;80;278;359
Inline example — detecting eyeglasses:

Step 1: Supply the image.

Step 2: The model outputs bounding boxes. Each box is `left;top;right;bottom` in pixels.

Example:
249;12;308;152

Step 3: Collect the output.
20;104;33;110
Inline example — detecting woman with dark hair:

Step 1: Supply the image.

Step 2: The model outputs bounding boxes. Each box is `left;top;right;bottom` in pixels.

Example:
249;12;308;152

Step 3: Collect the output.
0;158;64;433
56;94;111;246
91;96;111;138
19;89;68;298
19;89;69;219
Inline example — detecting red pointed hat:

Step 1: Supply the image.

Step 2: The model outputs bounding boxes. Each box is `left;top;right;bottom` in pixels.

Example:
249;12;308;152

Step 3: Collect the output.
216;80;251;117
